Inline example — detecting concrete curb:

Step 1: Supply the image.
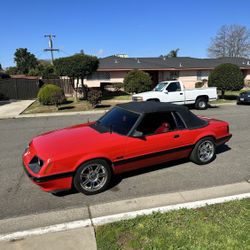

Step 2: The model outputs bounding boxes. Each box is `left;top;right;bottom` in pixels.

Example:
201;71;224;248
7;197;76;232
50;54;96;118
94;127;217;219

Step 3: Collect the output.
0;182;249;242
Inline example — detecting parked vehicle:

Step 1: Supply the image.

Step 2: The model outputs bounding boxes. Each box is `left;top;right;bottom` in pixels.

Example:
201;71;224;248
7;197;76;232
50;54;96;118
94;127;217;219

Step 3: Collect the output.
237;91;250;104
23;102;231;195
132;80;217;110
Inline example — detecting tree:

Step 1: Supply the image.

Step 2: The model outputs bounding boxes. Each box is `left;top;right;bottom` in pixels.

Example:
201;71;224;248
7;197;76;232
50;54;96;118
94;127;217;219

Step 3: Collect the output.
208;63;244;98
28;62;57;79
167;48;179;57
0;63;2;71
5;66;18;75
123;70;152;94
160;48;179;58
208;25;250;58
54;53;99;99
14;48;38;74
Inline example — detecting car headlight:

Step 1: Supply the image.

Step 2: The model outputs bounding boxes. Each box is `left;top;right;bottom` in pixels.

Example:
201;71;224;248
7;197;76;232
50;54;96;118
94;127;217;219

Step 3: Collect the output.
28;156;44;173
132;96;143;102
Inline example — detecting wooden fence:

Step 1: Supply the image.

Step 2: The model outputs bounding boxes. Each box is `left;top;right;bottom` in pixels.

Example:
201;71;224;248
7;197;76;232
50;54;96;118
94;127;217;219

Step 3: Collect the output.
0;78;73;100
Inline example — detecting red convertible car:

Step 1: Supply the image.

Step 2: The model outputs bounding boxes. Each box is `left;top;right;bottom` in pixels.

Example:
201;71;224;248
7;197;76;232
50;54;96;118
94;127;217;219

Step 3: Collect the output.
23;102;232;195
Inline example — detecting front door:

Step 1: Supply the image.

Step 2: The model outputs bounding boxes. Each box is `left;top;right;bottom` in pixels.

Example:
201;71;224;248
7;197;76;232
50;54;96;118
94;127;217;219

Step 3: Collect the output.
113;111;192;174
163;81;184;104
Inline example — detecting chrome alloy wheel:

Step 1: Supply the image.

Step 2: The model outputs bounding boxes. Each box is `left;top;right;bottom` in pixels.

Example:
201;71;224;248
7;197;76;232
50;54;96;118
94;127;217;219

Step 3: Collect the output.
197;140;215;163
79;163;108;192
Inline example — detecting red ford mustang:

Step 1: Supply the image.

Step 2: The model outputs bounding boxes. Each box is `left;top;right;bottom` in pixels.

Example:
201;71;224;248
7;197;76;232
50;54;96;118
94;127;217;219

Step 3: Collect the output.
23;102;232;195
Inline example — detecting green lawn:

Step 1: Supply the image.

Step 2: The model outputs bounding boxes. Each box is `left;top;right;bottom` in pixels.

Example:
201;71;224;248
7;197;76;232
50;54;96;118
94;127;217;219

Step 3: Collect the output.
23;94;131;114
96;199;250;250
22;98;110;114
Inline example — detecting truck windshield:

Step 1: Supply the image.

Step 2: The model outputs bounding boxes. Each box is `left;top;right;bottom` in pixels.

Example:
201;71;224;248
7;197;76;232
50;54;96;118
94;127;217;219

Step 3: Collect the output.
154;82;167;91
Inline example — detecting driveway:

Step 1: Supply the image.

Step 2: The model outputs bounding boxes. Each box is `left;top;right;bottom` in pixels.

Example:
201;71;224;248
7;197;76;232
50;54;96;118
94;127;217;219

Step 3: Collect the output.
0;100;34;119
0;105;249;221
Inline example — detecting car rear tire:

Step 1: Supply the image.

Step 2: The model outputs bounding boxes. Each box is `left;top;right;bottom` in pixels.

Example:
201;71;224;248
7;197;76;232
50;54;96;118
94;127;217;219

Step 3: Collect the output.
73;159;112;195
190;137;215;165
195;97;208;110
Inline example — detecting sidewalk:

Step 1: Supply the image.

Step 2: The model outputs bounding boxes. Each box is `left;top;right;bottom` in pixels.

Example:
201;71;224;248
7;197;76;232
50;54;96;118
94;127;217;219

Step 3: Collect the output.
0;100;35;119
0;181;249;250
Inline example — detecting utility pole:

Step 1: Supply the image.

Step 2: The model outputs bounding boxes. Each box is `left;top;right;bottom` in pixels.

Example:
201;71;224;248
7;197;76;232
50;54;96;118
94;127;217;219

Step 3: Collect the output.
44;34;59;65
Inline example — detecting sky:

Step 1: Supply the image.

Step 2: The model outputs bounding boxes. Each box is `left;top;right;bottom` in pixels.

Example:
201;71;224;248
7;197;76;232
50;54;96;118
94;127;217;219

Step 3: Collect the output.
1;0;250;68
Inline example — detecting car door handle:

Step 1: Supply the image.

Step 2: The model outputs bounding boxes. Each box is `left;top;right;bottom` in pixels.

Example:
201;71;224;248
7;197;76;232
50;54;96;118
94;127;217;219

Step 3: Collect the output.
173;134;180;138
180;93;183;95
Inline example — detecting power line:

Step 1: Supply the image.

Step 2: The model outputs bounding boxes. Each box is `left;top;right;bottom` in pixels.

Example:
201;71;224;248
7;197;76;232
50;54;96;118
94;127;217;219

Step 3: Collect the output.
44;34;59;65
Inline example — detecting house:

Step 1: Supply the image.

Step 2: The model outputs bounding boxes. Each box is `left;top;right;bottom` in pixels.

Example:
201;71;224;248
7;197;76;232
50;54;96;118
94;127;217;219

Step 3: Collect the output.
84;55;250;89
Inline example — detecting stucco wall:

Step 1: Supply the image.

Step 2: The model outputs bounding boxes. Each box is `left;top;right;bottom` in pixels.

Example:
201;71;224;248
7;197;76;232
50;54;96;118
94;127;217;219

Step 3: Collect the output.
82;69;250;89
84;71;127;87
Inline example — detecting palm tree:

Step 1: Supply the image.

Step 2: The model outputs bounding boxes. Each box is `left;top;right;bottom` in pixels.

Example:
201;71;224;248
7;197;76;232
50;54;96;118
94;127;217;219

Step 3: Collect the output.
167;48;180;57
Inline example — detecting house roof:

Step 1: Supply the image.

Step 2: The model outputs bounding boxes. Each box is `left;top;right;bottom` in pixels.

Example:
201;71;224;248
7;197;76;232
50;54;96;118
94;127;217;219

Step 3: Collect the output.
99;56;250;71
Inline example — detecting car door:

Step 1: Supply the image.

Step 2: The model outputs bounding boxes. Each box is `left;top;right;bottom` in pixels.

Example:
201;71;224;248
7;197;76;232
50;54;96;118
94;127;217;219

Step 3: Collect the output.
113;112;192;174
163;82;184;104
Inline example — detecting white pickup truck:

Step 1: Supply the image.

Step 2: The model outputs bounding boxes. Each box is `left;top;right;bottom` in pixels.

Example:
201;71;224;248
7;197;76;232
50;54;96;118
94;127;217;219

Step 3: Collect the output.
132;80;217;110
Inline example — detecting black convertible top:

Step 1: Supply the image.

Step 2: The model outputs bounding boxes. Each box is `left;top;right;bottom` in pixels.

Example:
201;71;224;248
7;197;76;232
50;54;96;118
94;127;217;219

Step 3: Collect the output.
117;102;208;129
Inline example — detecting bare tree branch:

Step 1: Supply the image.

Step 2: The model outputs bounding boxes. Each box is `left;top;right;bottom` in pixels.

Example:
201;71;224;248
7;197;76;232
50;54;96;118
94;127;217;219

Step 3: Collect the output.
207;24;250;58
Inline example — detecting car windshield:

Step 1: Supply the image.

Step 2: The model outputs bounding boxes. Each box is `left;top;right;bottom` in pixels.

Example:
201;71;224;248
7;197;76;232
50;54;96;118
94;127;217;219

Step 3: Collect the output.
97;107;140;135
154;82;167;91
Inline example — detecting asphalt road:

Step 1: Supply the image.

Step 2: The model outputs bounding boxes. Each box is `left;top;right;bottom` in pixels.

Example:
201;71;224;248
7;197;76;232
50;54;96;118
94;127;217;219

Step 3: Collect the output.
0;105;250;220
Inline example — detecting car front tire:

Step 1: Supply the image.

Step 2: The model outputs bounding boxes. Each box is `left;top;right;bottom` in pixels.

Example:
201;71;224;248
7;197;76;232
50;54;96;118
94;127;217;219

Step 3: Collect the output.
73;159;112;195
190;137;215;165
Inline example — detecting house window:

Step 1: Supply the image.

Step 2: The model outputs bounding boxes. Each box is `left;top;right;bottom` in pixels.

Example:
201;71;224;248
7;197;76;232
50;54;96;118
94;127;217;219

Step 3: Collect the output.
170;71;179;80
197;70;208;80
87;72;111;80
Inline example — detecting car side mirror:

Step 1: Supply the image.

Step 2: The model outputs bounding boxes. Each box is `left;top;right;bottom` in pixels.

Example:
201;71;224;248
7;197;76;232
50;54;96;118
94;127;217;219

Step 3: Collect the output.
164;90;168;94
132;130;144;138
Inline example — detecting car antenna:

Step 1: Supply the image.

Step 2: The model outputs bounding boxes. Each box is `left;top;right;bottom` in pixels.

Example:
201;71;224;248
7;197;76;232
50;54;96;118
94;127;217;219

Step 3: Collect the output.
109;124;113;134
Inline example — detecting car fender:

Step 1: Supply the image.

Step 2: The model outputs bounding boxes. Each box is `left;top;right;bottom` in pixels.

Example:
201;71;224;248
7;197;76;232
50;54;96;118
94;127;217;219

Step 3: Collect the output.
73;152;114;173
193;131;217;145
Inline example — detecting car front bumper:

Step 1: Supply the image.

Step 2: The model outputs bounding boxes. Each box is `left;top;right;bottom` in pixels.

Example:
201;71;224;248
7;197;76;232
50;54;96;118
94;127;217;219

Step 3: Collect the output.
22;160;73;192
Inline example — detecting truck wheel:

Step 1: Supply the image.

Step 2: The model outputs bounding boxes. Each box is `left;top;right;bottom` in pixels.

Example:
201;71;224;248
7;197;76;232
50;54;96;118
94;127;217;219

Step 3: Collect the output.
195;97;208;110
146;99;160;102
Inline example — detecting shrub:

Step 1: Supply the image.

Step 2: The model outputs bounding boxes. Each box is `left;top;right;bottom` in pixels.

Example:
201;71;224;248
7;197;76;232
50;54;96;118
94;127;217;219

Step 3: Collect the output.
87;89;102;107
38;84;66;105
124;70;152;94
208;63;244;97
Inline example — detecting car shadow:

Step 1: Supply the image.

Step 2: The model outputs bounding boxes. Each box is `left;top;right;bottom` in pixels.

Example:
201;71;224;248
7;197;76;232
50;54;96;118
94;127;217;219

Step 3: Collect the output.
216;144;231;154
109;158;189;190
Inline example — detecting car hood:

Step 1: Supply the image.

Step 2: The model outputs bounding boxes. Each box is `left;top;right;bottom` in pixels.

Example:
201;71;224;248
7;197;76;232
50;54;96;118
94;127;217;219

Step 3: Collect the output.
31;123;121;160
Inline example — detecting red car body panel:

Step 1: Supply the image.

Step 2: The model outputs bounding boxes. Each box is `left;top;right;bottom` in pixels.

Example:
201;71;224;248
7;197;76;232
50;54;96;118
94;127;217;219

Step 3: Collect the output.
22;114;231;193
